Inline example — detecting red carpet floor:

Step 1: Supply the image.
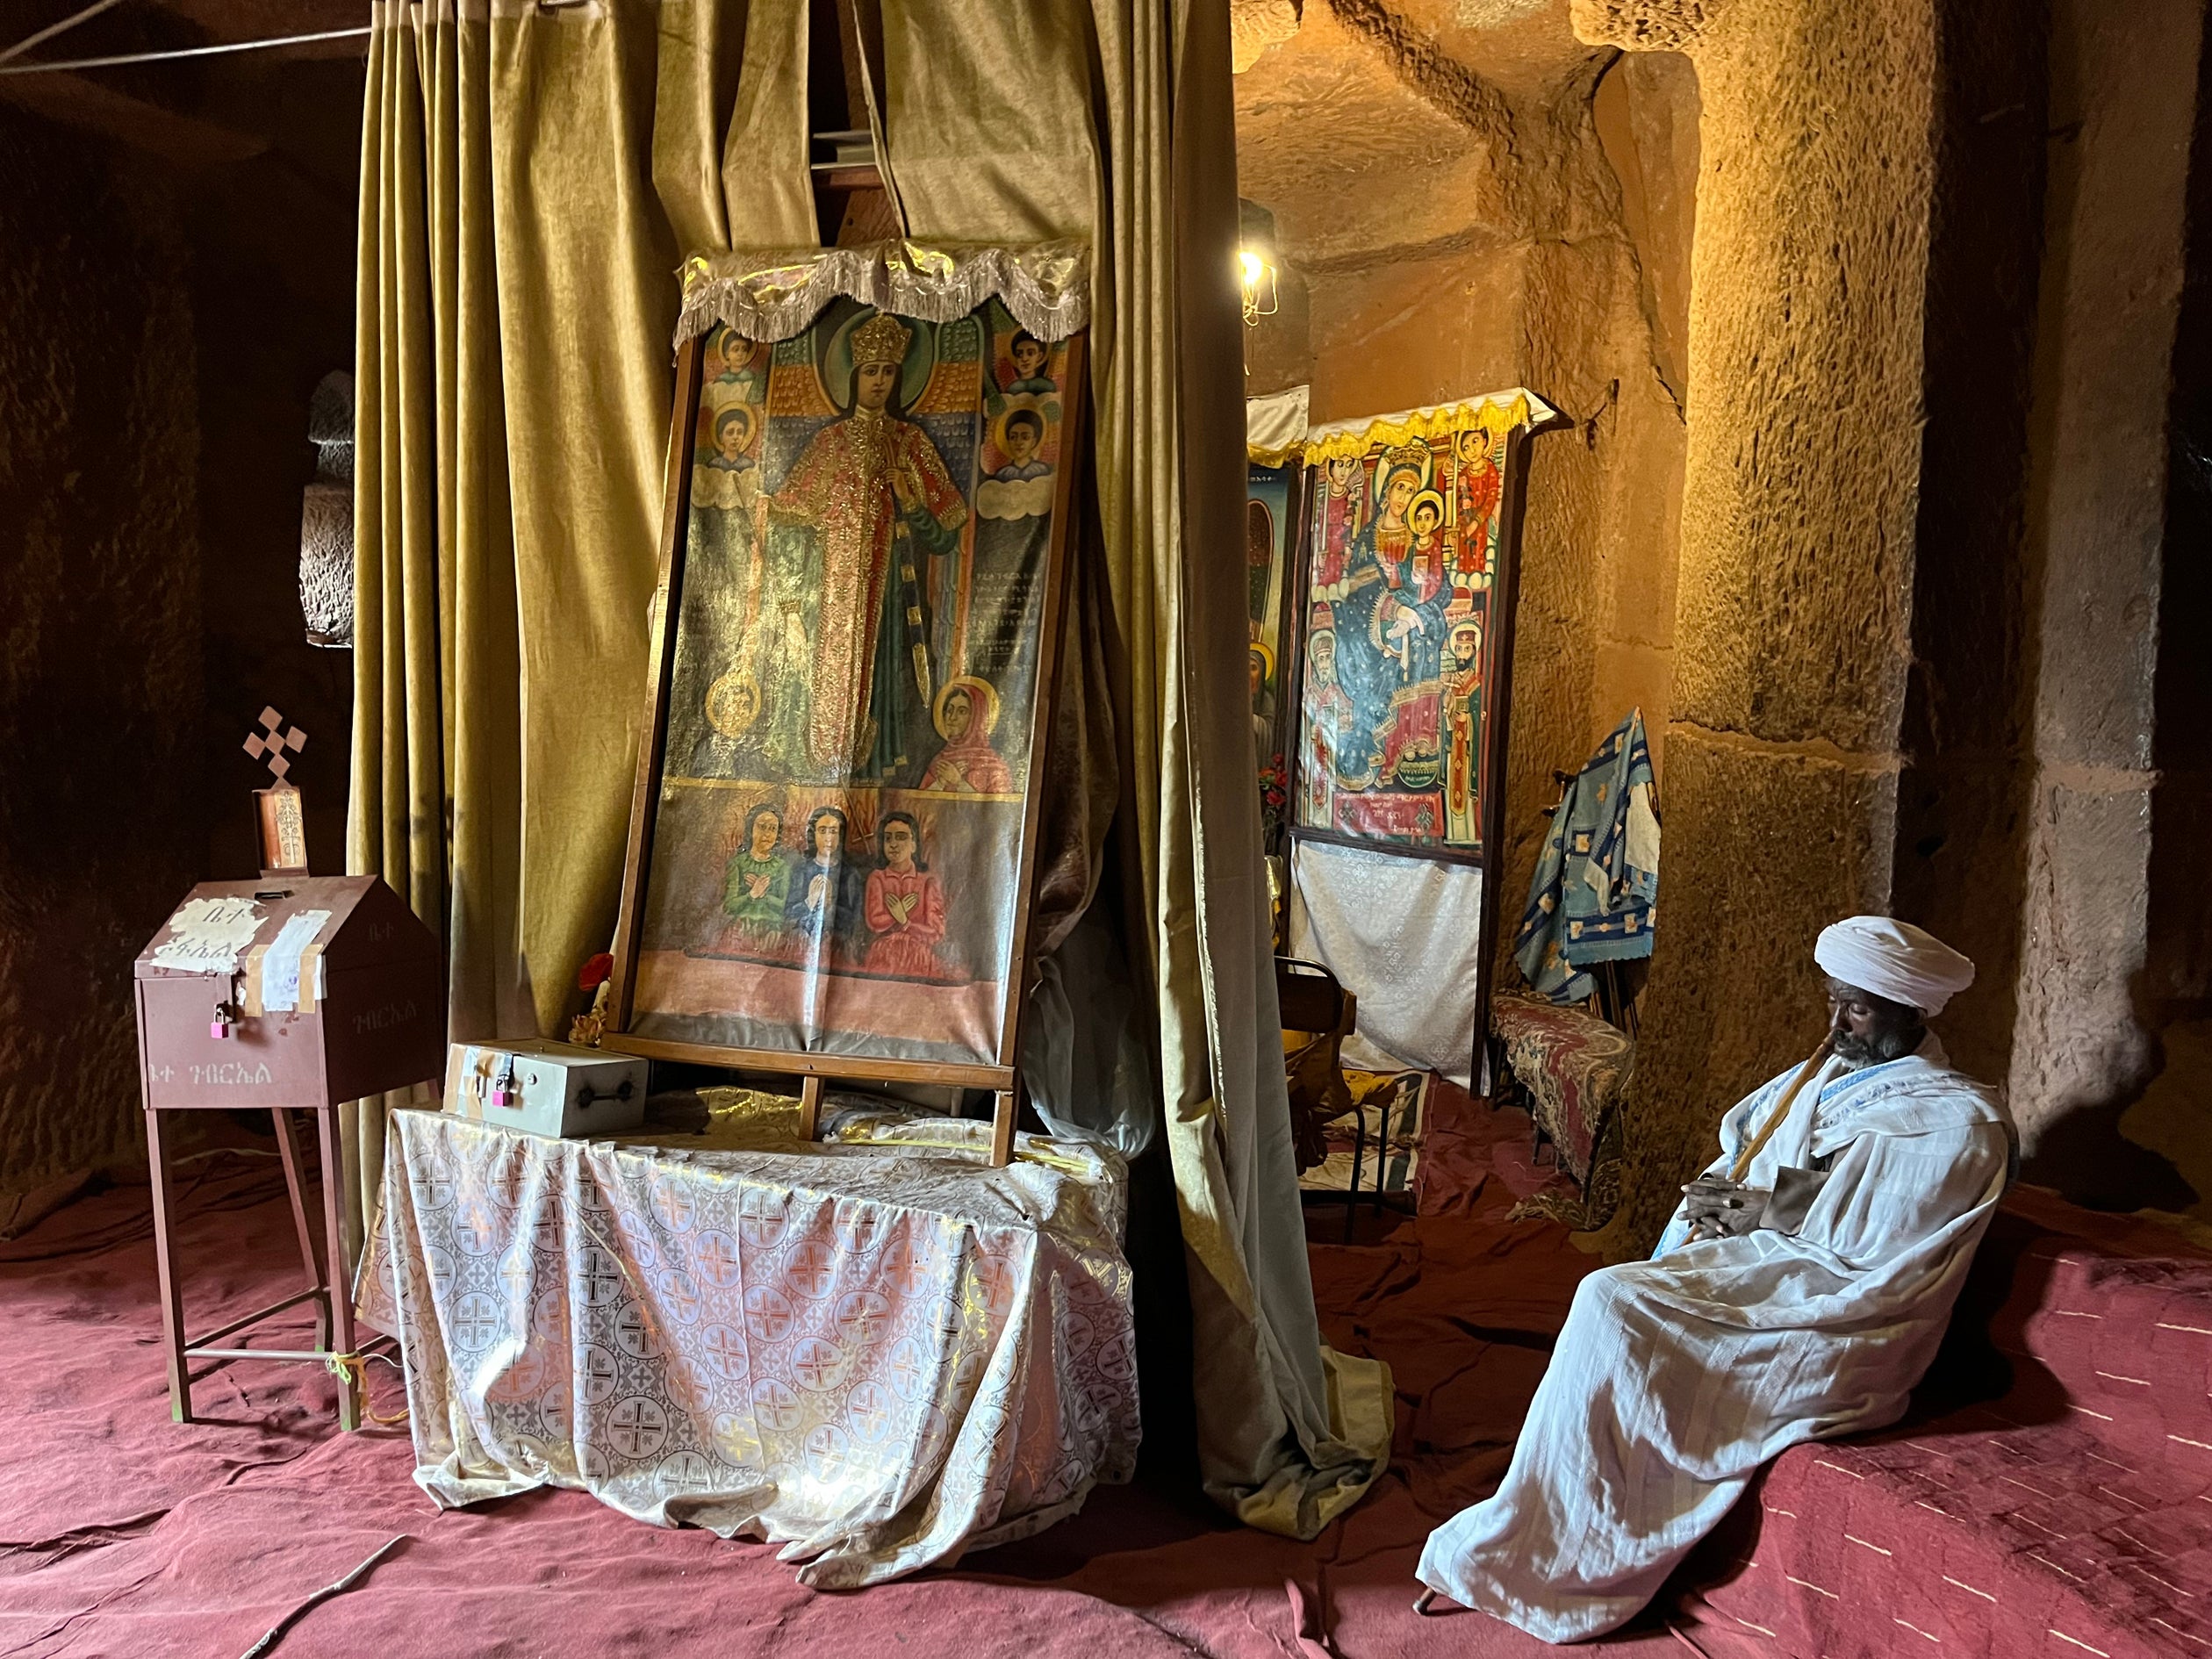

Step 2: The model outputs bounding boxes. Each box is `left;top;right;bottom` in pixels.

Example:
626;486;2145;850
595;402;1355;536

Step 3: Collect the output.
0;1095;1753;1657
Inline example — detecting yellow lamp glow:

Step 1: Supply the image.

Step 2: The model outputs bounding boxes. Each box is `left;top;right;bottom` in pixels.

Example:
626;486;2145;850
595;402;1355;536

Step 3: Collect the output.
1237;246;1277;325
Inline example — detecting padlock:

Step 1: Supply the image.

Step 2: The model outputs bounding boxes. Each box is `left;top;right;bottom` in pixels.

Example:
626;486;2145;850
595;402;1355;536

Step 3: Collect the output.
210;1001;237;1040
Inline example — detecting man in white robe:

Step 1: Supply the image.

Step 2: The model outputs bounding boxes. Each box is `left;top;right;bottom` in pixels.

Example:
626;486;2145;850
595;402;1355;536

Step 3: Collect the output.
1417;916;2014;1642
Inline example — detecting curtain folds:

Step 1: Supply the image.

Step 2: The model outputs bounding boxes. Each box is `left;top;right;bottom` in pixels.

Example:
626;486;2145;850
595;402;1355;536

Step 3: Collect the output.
349;0;1388;1534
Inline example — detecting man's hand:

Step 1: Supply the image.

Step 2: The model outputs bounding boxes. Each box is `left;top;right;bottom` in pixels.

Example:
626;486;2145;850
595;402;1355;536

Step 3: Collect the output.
1681;1177;1770;1242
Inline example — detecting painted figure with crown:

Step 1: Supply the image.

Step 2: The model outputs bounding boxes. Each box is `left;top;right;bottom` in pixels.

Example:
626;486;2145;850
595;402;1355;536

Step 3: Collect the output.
1322;441;1430;779
763;311;969;780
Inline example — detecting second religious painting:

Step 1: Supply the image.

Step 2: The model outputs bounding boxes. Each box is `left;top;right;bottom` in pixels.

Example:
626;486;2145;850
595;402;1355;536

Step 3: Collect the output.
1246;456;1303;844
1292;408;1521;861
621;293;1081;1070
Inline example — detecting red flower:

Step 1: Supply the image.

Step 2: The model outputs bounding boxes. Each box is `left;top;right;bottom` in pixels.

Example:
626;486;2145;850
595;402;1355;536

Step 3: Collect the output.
578;952;614;991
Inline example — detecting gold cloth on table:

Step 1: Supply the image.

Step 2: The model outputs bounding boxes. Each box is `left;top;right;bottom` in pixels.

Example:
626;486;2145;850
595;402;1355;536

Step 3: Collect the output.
356;1098;1138;1587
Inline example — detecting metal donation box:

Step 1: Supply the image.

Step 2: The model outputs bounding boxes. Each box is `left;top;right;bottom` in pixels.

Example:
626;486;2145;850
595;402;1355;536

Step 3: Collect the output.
443;1039;646;1139
133;875;443;1429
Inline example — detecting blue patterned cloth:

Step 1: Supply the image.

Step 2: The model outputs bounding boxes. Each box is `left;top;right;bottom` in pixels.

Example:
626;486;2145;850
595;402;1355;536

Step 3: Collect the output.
1513;710;1660;1002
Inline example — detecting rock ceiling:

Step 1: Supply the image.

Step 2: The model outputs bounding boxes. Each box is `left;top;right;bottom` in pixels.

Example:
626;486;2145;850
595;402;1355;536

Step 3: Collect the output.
1232;0;1612;272
0;0;364;166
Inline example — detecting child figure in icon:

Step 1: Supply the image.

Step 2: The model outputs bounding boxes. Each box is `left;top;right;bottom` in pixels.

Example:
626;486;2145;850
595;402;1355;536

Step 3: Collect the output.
993;410;1052;481
1004;330;1055;394
722;804;791;939
786;805;868;955
863;811;955;980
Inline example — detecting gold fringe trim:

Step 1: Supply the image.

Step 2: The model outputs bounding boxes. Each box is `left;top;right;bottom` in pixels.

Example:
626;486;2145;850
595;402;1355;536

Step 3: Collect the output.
1298;391;1556;467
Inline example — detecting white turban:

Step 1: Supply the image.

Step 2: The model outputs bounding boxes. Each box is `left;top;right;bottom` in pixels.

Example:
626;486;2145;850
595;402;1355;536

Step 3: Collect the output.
1813;916;1975;1016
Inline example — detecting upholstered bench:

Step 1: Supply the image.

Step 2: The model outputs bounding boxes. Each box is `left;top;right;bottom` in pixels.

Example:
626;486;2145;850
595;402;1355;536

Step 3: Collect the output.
1486;991;1633;1200
1689;1187;2212;1657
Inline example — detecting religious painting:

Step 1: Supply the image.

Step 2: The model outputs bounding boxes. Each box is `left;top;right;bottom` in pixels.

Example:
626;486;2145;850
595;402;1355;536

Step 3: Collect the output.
1246;456;1304;841
1289;393;1548;864
616;291;1083;1072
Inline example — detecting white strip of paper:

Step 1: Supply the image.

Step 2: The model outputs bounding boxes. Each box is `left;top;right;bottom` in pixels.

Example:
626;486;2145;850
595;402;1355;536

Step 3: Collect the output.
149;897;264;976
261;910;333;1012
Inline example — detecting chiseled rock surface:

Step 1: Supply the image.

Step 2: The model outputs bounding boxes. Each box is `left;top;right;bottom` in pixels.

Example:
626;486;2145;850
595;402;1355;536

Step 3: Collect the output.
1235;0;1697;1126
0;108;204;1196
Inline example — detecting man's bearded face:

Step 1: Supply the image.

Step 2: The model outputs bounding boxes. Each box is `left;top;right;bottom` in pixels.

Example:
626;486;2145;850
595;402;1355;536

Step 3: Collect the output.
1826;977;1923;1067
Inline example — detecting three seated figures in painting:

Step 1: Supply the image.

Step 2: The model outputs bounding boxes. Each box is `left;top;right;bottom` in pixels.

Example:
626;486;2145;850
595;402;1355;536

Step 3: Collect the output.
633;292;1072;1065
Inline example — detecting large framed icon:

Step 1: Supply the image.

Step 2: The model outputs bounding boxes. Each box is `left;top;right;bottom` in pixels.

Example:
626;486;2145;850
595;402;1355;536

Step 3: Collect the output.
1282;391;1562;1088
603;242;1091;1162
1285;392;1557;868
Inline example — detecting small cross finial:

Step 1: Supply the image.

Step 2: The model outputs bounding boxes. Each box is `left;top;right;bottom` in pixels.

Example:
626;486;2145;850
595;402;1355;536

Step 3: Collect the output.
243;707;308;782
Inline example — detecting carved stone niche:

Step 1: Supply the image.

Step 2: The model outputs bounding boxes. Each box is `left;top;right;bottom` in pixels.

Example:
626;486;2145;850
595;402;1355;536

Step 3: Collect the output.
300;370;354;649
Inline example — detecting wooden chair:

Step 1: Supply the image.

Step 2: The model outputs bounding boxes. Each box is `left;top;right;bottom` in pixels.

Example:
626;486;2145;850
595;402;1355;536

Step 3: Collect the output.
1277;957;1378;1239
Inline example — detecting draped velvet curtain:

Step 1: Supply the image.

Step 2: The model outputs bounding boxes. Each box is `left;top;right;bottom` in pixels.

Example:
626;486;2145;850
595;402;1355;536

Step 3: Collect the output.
349;0;1389;1535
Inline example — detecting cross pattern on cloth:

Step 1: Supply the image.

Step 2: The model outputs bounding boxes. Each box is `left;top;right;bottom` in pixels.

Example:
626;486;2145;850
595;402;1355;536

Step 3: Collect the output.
356;1103;1139;1587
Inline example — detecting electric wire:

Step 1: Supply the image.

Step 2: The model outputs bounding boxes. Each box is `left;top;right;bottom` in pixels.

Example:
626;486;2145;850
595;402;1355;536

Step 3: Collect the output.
0;25;370;77
0;0;128;66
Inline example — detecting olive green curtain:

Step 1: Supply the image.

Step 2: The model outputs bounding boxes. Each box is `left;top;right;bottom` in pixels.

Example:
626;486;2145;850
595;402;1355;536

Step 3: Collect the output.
348;0;704;1260
349;0;1388;1533
873;0;1390;1536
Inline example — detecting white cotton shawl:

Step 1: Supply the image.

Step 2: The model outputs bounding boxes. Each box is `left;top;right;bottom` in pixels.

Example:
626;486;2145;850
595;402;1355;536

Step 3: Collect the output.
1417;1038;2014;1641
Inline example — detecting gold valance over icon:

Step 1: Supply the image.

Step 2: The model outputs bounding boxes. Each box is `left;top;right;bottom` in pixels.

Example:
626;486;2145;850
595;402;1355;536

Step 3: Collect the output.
676;239;1093;349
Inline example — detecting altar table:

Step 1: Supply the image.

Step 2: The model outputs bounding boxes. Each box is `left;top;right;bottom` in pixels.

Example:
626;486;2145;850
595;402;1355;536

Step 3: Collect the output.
356;1095;1139;1586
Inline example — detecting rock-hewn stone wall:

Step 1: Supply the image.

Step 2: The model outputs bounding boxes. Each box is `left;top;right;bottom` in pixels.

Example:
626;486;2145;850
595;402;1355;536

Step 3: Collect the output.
0;107;205;1190
1580;0;2210;1241
1243;0;2212;1237
1576;0;1941;1247
1237;0;1697;953
2006;0;2203;1212
0;59;361;1200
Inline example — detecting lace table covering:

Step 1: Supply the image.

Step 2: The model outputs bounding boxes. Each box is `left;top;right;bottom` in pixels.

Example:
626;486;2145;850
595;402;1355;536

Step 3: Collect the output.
357;1097;1138;1586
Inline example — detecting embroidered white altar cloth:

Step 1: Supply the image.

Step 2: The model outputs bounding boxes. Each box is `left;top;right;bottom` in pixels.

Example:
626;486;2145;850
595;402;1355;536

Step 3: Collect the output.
356;1097;1138;1586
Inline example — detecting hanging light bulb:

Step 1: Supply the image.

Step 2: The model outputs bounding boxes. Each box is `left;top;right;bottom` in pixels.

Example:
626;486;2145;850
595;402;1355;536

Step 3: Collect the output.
1238;248;1278;325
1237;198;1281;327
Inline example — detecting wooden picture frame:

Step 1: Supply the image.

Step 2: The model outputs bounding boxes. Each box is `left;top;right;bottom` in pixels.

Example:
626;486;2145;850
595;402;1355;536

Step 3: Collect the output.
603;296;1088;1167
1281;392;1561;1082
1245;451;1311;853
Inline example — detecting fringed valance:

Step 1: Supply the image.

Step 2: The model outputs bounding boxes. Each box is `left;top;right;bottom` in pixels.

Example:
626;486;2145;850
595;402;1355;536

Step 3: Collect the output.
1300;389;1562;465
1245;384;1311;468
675;240;1092;348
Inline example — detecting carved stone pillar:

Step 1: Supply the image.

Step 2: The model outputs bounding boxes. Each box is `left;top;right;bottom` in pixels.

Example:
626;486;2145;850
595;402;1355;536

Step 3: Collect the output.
1572;0;1942;1246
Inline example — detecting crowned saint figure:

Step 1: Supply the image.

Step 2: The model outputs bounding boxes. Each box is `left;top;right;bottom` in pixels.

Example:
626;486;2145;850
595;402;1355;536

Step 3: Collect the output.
1374;488;1454;779
762;312;969;780
1329;444;1426;776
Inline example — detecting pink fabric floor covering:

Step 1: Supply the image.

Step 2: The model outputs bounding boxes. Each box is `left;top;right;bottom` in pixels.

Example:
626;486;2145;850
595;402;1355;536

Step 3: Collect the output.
0;1097;1756;1659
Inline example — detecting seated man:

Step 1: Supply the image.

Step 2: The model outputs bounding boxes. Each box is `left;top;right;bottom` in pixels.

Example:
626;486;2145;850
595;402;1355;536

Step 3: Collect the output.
1417;916;2014;1641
